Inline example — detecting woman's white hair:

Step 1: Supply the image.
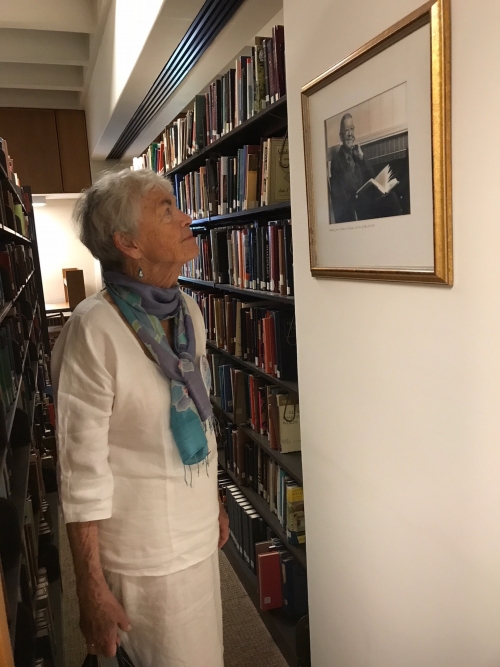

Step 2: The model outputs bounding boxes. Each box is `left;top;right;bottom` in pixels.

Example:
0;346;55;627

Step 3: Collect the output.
74;168;174;271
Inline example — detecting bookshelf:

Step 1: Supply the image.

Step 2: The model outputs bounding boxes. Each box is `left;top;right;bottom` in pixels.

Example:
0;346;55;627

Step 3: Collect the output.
0;155;59;665
223;538;299;667
206;339;298;393
165;95;288;178
136;22;307;667
211;395;302;484
178;275;294;305
189;201;291;227
218;446;306;567
0;163;27;217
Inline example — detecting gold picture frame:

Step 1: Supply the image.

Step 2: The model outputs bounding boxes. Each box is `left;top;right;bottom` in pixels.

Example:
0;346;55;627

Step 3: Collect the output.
301;0;452;284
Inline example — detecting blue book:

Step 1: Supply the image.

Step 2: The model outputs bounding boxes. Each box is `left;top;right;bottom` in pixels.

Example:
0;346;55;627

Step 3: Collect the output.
220;364;233;412
219;365;226;410
281;554;308;617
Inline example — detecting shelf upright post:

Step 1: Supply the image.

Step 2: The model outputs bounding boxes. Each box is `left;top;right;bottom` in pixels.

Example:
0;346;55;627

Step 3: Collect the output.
23;187;51;355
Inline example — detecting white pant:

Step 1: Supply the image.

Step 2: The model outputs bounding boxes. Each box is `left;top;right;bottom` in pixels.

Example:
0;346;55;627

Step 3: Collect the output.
104;550;224;667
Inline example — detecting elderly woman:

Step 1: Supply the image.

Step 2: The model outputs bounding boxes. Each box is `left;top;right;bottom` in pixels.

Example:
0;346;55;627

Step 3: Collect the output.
51;169;228;666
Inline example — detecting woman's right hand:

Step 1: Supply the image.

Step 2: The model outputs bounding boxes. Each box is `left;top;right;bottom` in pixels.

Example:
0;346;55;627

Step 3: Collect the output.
79;584;132;657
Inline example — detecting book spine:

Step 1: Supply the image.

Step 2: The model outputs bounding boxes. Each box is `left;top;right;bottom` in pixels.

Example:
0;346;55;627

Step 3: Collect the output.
263;38;270;105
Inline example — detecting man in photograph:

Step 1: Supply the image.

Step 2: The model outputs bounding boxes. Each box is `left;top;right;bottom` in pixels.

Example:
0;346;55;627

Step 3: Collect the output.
328;113;374;223
328;113;402;223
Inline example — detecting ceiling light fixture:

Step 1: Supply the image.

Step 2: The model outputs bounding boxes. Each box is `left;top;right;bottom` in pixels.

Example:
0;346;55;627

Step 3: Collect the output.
32;195;46;207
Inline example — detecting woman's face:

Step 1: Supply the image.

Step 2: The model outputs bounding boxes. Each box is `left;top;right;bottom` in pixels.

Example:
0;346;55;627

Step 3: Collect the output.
135;186;197;268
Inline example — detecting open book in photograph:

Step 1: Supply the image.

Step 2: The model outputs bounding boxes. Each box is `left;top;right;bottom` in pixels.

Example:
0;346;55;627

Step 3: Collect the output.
356;164;399;197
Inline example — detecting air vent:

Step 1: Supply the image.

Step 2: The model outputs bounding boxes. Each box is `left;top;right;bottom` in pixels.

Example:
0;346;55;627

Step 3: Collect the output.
107;0;245;159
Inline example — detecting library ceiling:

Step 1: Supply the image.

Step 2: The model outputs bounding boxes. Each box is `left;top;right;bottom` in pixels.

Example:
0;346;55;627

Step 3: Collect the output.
0;0;103;111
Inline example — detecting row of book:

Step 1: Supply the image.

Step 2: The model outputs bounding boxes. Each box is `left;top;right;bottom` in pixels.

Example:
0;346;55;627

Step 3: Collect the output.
0;138;30;238
0;242;34;306
133;25;286;174
182;218;294;296
218;421;304;545
183;288;297;380
0;295;38;415
0;357;61;664
1;183;29;238
210;356;300;452
219;473;307;616
171;137;289;220
0;137;16;183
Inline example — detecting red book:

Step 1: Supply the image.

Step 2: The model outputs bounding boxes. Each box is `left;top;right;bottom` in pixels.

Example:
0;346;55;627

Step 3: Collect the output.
47;403;55;428
258;551;282;610
249;375;257;431
258;385;268;435
269;311;278;377
258;314;265;370
263;314;275;376
205;93;210;146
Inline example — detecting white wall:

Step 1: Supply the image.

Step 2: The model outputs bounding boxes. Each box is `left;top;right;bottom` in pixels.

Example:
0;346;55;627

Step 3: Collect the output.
33;198;99;304
284;0;500;665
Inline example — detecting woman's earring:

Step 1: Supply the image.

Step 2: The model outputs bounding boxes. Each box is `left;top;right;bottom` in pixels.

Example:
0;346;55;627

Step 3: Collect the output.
138;265;144;279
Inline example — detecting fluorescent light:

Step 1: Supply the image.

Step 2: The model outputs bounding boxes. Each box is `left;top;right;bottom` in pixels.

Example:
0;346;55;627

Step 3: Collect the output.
32;195;46;207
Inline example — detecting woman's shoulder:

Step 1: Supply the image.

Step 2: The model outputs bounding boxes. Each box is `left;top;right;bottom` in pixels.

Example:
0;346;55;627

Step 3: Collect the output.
60;292;125;348
181;291;203;325
69;291;115;328
180;291;206;351
51;292;119;380
181;290;198;312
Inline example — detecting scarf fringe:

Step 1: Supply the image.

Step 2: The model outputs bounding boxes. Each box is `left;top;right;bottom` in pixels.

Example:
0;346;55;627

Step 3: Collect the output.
183;447;211;487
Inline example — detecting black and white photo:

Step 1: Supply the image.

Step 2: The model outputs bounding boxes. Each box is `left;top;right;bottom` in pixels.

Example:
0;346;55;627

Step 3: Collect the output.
325;83;410;224
301;0;452;284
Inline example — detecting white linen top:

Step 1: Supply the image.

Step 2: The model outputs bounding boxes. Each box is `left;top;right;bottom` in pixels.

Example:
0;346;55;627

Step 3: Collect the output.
51;290;219;576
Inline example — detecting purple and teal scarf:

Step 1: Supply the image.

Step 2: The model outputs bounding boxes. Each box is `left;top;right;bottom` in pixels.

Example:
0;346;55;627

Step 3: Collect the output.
103;271;212;467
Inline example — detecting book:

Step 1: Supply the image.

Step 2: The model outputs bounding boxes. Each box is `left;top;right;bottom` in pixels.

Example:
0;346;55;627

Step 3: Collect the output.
286;482;305;546
281;553;308;617
277;393;301;453
232;370;248;426
356;164;399;197
274;309;297;380
258;550;283;610
266;137;290;205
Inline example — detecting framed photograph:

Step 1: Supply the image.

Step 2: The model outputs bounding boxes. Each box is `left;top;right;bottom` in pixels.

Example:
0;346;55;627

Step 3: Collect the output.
301;0;452;284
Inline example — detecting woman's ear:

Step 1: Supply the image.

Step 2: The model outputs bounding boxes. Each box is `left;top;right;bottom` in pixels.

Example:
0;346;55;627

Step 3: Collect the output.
113;232;141;260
